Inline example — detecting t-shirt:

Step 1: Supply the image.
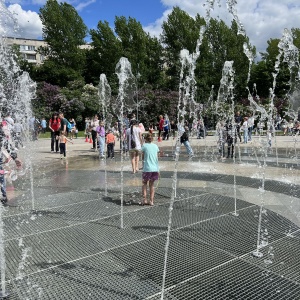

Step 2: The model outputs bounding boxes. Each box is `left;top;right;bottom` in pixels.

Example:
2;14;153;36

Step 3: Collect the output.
49;118;61;131
41;119;47;128
126;126;142;150
141;143;159;172
106;133;115;144
159;119;164;130
60;118;68;131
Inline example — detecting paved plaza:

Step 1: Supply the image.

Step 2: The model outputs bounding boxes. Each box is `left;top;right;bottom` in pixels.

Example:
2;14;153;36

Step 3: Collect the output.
2;134;300;299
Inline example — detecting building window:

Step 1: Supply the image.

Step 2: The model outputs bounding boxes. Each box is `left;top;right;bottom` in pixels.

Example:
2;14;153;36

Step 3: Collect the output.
26;54;36;60
20;45;36;51
20;45;28;51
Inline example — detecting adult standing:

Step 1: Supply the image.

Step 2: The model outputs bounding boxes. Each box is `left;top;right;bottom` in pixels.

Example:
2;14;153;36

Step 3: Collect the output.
49;113;61;153
158;115;164;142
242;117;249;143
247;115;255;141
163;115;170;140
41;117;47;134
69;118;76;140
141;133;160;206
59;112;68;134
90;115;99;150
127;120;143;173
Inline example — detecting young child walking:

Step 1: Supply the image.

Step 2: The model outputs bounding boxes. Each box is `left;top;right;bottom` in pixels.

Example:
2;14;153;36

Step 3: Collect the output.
141;133;160;206
57;131;73;159
106;129;115;159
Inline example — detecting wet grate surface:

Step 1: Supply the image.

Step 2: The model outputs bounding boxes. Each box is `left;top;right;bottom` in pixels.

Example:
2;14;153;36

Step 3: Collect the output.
3;155;300;299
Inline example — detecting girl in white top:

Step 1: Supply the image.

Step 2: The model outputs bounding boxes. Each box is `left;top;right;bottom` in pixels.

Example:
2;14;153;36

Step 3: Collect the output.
126;120;143;173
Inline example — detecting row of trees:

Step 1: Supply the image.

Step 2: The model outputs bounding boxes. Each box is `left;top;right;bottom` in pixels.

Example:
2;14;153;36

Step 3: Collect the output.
19;0;300;128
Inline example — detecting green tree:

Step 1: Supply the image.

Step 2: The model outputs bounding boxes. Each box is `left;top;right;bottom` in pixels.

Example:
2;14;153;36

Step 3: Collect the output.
161;7;205;90
38;0;88;85
87;21;121;88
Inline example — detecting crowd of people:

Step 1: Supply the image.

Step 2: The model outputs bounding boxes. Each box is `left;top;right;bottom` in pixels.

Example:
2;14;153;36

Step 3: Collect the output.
2;109;299;207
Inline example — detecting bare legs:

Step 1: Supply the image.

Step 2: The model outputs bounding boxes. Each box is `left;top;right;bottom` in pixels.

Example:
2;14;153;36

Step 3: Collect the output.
130;151;140;173
142;180;155;205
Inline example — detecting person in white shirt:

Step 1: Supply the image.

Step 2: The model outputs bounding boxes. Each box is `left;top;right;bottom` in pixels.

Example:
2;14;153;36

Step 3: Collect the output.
242;117;248;143
126;120;143;174
247;115;255;141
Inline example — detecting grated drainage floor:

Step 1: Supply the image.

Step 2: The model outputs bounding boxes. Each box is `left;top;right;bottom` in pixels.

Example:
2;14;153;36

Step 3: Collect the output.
2;149;300;299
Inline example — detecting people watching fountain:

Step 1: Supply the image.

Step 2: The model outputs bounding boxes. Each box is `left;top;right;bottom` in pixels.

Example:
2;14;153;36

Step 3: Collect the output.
49;113;61;153
140;133;160;206
127;120;143;174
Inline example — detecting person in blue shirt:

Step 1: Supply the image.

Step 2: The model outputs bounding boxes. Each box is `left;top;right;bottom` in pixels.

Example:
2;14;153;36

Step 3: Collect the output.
141;133;159;206
41;117;47;134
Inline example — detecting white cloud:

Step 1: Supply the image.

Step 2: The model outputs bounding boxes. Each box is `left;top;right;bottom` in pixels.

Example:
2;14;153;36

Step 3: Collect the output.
7;4;43;39
75;0;96;12
144;0;300;56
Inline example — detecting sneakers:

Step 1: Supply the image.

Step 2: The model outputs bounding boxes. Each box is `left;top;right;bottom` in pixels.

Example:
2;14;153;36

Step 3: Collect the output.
60;155;63;159
1;197;8;205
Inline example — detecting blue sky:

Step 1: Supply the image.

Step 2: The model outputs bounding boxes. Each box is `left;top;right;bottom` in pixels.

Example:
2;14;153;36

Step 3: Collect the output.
2;0;300;55
79;0;166;32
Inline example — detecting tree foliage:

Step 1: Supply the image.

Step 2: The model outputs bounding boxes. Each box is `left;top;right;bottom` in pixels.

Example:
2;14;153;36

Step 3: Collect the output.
20;4;300;126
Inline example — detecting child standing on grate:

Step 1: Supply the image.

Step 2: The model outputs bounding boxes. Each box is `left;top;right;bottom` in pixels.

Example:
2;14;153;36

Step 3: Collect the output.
57;131;73;159
140;133;160;206
106;129;115;159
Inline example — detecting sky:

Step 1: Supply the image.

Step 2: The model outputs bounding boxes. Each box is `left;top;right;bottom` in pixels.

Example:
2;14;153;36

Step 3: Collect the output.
2;0;300;57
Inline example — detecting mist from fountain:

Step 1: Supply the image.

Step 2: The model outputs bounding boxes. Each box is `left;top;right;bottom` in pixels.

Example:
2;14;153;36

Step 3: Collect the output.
115;57;136;229
98;74;111;197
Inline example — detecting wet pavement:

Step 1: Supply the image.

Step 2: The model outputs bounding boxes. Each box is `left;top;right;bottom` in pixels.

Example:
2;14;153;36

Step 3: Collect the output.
2;134;300;299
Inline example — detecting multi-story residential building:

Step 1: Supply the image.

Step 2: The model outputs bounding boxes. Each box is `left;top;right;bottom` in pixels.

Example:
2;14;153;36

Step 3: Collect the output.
5;37;47;65
5;37;92;65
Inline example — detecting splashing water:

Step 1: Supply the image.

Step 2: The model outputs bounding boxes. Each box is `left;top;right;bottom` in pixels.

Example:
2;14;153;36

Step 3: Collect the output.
98;74;111;196
115;57;136;228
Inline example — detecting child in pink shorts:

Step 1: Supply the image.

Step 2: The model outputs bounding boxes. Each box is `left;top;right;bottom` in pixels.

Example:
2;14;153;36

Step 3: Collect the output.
141;133;159;206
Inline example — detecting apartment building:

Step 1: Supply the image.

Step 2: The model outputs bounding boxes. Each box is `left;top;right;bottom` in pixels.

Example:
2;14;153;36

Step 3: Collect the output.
5;37;92;65
5;37;46;64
